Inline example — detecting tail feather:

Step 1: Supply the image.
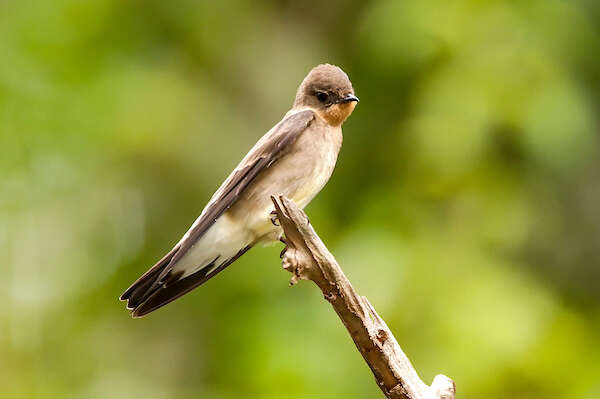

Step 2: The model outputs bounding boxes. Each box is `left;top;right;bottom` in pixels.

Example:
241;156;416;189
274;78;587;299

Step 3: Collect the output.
120;245;180;309
121;214;254;317
130;245;252;318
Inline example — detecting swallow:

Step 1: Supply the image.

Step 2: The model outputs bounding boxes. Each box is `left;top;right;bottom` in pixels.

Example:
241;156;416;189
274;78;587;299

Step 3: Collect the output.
120;64;358;317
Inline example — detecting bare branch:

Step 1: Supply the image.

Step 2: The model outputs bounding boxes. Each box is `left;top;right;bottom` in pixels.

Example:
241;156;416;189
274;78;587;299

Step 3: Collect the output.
271;196;455;399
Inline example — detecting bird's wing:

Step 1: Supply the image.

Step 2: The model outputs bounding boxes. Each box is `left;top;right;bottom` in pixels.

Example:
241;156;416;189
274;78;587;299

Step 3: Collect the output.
169;109;315;268
120;109;316;315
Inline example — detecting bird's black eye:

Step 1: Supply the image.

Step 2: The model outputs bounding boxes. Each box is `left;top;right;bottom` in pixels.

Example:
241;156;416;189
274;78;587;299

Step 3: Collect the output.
315;91;328;103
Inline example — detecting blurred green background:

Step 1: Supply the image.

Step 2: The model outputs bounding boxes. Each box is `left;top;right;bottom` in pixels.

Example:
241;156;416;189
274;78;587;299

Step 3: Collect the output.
1;0;599;398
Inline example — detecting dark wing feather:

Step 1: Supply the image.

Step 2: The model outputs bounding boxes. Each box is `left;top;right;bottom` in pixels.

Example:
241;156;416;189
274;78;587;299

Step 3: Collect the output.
120;109;315;314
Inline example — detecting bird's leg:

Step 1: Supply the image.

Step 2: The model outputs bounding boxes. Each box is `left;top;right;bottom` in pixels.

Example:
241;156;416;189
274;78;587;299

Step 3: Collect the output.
270;210;280;226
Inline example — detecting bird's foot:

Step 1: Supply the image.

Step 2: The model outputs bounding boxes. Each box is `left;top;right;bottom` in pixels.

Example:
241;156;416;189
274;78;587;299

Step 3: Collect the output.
279;236;287;258
270;210;280;226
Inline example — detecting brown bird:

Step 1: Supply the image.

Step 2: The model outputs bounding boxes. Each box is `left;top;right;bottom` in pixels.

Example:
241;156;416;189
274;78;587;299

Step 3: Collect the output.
120;64;359;317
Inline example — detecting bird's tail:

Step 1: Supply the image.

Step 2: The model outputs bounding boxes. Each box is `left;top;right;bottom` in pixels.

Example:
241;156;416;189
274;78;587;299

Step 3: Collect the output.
120;245;252;317
119;245;180;311
120;210;256;317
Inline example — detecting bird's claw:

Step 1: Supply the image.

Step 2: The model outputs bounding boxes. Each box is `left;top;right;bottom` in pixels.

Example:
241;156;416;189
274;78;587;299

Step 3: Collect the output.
278;236;288;258
270;210;280;226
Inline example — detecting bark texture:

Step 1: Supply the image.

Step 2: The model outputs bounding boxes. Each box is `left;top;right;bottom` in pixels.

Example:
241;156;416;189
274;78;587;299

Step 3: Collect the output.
271;196;456;399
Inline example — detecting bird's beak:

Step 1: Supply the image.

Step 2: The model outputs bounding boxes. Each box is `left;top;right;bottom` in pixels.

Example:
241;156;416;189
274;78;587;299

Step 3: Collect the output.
337;94;360;104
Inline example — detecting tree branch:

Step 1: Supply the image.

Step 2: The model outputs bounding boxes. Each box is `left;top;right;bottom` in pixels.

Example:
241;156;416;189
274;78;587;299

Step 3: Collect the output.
271;196;455;399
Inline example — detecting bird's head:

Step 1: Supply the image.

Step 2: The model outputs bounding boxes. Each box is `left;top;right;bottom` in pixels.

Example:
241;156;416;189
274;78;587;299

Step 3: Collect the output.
294;64;359;126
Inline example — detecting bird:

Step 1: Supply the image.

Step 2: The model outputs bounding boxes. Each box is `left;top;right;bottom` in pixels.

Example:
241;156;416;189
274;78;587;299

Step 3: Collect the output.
120;64;359;317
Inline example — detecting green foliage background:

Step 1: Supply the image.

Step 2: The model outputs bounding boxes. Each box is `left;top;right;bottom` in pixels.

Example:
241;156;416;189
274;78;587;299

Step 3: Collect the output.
1;1;599;398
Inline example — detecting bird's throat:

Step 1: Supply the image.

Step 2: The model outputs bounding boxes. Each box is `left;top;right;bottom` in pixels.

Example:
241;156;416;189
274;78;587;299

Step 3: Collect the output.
317;102;357;126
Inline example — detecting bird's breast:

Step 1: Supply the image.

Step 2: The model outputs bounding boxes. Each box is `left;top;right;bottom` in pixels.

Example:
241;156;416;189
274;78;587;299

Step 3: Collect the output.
228;122;342;241
285;123;342;207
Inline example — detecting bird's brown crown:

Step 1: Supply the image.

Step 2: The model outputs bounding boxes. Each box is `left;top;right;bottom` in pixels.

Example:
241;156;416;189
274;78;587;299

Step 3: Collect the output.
294;64;358;126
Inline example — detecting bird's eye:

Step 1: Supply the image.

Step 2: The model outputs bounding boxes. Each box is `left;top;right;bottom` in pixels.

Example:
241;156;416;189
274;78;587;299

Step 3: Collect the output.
315;91;328;103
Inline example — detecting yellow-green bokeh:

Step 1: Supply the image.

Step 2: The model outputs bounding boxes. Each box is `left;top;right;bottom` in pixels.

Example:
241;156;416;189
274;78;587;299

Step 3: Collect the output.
1;1;599;398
